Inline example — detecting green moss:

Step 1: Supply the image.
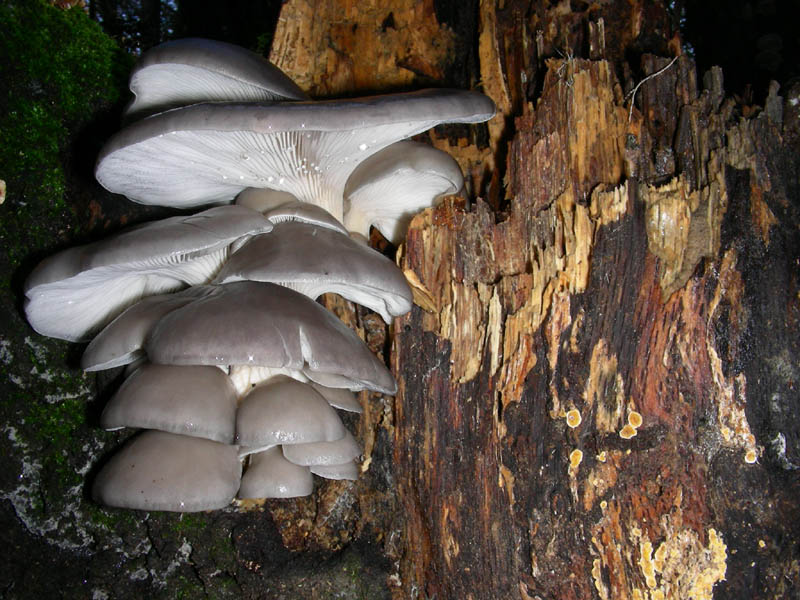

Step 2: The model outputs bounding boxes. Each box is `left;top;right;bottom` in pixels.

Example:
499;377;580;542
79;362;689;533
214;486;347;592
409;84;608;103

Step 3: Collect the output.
0;0;132;286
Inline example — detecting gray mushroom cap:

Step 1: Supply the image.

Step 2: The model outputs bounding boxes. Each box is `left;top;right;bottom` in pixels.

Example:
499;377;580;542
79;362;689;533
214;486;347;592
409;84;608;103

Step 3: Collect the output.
95;89;496;215
282;430;361;466
126;37;308;118
24;205;272;342
82;286;219;371
145;281;397;394
310;461;360;481
343;140;464;244
100;364;237;443
309;382;362;413
213;220;412;322
238;446;313;499
235;377;346;452
92;430;241;512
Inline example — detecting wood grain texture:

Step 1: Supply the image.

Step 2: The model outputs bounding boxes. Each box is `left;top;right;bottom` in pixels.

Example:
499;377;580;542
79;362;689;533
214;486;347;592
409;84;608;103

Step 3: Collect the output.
266;1;800;598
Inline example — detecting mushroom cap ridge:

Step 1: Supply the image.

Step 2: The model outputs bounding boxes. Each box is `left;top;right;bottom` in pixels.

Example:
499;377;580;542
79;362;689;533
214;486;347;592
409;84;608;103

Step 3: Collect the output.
146;281;397;394
127;37;308;117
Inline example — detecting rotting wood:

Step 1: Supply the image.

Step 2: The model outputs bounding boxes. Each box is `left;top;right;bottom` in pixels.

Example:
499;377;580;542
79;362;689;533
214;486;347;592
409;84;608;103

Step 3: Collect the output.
266;1;800;598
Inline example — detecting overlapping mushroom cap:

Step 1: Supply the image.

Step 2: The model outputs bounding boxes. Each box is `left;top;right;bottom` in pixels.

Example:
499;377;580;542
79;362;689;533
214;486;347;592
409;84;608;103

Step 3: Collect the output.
82;286;219;371
343;140;464;244
100;363;237;443
24;205;271;341
126;38;309;118
95;89;496;217
146;281;396;393
213;218;412;322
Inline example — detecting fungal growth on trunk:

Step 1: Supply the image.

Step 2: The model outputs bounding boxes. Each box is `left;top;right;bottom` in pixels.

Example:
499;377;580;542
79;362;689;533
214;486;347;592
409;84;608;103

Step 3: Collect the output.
23;38;495;512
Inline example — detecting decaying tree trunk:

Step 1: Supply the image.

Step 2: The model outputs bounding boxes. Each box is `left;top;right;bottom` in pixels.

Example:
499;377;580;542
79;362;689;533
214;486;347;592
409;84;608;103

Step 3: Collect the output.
270;1;800;598
3;1;797;598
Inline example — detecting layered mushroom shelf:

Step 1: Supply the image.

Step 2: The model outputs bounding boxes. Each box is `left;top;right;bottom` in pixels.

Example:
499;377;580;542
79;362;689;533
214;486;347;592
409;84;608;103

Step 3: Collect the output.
24;38;495;512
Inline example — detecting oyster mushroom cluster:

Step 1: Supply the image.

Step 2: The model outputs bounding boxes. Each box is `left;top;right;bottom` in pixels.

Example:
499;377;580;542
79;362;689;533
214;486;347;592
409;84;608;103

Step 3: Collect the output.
24;38;495;512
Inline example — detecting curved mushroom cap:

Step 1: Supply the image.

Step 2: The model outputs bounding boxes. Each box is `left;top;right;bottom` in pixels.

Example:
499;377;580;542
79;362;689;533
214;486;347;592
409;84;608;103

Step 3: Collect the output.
235;187;299;214
100;364;237;443
236;189;349;234
282;430;361;466
238;446;313;499
309;382;362;413
213;220;412;322
235;377;346;451
24;205;272;342
264;200;349;235
82;286;219;371
343;140;464;244
92;430;241;512
126;38;308;118
310;461;360;481
95;89;496;215
146;281;397;393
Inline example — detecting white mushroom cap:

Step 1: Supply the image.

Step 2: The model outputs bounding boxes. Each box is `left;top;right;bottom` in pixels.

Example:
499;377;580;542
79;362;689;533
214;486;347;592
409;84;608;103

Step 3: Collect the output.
235;376;347;453
145;281;397;394
95;89;496;216
238;446;313;499
212;220;412;322
126;37;308;118
236;189;349;233
310;462;360;481
100;364;237;443
235;187;300;214
82;286;219;371
309;382;362;413
24;205;272;342
343;140;464;244
92;430;241;512
282;430;361;466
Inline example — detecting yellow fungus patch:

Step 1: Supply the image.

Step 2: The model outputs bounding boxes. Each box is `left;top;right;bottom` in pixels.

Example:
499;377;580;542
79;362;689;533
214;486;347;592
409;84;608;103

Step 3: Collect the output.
566;409;582;428
569;448;583;476
628;410;643;429
744;449;758;464
620;424;637;439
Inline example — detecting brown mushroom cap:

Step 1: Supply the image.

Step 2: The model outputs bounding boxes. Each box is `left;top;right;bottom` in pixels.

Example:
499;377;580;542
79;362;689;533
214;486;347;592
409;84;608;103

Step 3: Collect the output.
126;38;309;118
100;364;237;443
145;281;396;394
92;430;241;512
238;446;313;499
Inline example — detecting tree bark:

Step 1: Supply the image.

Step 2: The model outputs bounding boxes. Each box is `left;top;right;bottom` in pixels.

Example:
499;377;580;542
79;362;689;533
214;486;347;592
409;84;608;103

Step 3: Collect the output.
271;1;800;598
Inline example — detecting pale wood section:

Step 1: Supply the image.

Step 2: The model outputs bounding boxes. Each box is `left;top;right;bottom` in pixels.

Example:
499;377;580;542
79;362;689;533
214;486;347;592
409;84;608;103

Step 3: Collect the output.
269;0;455;97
